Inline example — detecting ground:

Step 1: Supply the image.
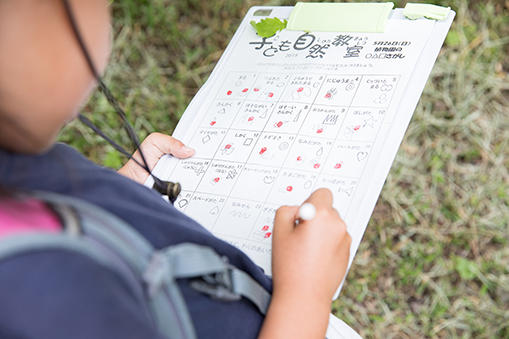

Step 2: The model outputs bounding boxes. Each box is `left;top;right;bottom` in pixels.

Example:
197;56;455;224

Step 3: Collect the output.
58;1;509;337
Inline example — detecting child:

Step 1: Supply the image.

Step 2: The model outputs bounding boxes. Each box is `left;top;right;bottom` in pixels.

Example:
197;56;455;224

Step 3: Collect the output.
0;0;351;338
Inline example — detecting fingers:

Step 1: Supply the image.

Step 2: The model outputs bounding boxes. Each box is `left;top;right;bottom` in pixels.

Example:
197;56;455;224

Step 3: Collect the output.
304;188;333;210
273;205;299;236
271;190;351;303
303;188;342;220
130;133;194;171
143;132;195;161
118;133;195;184
275;189;338;234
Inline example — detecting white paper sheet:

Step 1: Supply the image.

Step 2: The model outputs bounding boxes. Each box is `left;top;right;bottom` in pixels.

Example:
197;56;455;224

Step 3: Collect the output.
146;7;454;336
326;314;363;339
150;6;435;274
149;9;454;307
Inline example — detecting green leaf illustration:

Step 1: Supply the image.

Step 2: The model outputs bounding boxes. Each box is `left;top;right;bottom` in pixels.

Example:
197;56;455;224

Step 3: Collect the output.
250;18;288;38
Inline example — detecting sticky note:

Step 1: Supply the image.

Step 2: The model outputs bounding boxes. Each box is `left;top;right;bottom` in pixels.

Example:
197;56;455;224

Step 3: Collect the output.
287;2;394;33
403;3;451;21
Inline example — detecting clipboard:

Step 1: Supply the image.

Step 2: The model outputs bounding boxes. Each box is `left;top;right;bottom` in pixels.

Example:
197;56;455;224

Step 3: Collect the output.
148;4;455;324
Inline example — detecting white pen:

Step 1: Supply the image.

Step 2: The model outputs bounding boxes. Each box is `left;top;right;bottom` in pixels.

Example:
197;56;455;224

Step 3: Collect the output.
298;202;316;221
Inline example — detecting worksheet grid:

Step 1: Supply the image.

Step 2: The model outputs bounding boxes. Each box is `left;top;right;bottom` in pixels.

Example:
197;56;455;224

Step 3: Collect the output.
170;71;399;243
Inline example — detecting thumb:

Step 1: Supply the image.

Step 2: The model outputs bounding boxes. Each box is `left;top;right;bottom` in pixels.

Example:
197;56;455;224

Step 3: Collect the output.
162;138;195;158
273;205;299;237
140;133;195;162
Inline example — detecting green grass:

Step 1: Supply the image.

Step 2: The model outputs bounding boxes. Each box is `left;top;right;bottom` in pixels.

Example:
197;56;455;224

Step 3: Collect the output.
58;0;509;337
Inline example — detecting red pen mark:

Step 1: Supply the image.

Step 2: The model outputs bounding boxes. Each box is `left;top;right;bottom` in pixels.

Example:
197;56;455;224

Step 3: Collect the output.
213;177;220;183
286;186;293;192
296;156;302;161
225;144;232;149
314;163;321;169
254;88;260;92
325;93;332;99
242;88;249;93
297;87;304;92
259;147;267;155
264;232;272;239
276;121;283;128
316;128;323;134
334;163;342;169
354;125;361;131
210;121;216;126
227;90;232;96
262;225;269;231
248;116;254;121
268;92;274;98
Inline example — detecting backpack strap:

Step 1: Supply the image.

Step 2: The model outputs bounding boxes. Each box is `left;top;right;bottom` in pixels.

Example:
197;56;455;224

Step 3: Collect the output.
29;191;198;339
33;192;272;315
0;233;122;272
3;191;272;339
144;243;271;315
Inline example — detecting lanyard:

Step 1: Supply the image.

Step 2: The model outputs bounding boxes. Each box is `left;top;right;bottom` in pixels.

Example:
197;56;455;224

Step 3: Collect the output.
62;0;180;203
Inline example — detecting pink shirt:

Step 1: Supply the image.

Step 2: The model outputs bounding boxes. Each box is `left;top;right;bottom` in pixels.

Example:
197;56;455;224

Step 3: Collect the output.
0;197;61;237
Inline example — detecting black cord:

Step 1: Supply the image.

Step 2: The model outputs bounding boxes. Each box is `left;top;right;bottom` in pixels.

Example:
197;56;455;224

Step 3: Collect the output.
78;115;145;169
61;0;180;202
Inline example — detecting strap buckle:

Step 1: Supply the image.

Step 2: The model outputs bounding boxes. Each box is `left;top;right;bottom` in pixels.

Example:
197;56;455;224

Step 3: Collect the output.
189;265;241;302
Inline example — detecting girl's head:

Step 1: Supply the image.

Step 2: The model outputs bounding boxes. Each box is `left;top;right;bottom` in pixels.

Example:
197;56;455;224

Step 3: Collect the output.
0;0;111;154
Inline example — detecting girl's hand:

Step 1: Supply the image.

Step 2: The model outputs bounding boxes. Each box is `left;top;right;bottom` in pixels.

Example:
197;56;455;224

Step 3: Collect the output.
258;188;351;339
272;188;351;302
117;133;194;184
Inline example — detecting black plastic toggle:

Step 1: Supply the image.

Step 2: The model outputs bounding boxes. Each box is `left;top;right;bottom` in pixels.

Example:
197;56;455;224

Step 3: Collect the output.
152;177;181;204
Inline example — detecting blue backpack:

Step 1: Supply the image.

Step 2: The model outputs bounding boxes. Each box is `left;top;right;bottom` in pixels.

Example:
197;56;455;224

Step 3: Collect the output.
0;191;271;339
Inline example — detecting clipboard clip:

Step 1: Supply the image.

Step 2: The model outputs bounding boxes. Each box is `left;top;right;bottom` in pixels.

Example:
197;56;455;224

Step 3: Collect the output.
286;2;394;33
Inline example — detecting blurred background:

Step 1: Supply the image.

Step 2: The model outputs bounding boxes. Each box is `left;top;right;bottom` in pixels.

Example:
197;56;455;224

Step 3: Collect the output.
58;0;509;337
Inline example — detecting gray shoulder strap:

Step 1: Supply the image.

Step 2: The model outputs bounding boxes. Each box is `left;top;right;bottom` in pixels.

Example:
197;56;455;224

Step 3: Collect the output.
33;191;271;314
3;191;197;339
29;191;198;339
2;191;271;339
0;233;119;272
0;231;194;339
144;243;271;315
